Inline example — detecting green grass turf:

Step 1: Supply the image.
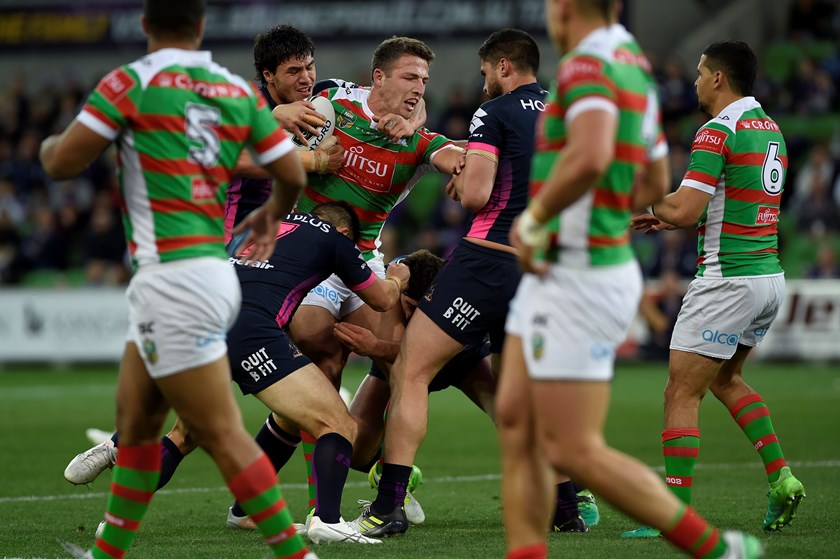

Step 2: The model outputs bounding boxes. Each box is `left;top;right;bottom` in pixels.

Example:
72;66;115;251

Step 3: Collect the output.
0;362;838;558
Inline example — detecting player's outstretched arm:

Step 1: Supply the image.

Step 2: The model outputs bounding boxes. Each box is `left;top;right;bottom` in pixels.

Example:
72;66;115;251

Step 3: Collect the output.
39;120;112;179
334;321;401;363
430;145;467;177
354;261;410;312
646;186;712;229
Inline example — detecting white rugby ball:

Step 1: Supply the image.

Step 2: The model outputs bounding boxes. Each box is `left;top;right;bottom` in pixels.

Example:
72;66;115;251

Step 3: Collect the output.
292;95;336;151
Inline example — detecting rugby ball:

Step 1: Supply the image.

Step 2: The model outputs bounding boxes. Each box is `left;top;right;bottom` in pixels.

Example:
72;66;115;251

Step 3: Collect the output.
292;95;336;151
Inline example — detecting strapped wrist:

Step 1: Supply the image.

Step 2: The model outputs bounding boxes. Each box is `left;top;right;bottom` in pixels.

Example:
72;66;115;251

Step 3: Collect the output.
517;206;549;248
387;276;403;293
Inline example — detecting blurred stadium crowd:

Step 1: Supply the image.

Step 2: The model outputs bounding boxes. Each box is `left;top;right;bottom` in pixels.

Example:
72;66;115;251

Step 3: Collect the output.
0;0;838;291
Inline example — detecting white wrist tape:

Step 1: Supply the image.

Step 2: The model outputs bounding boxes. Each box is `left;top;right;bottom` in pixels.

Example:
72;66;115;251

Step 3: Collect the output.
517;209;549;248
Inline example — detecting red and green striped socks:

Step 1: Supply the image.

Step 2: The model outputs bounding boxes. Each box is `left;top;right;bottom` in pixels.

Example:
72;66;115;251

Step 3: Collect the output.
662;428;700;504
92;443;161;559
228;454;310;559
729;393;787;483
301;430;317;513
663;505;727;559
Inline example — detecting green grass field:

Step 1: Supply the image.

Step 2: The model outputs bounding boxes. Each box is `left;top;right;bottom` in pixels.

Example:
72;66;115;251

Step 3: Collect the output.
1;362;838;558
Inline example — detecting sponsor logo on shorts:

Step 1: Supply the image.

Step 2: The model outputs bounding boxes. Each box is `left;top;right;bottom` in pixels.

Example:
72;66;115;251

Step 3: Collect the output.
240;346;278;382
196;332;225;347
755;206;779;225
754;327;768;338
443;296;481;331
590;342;614;361
701;329;740;346
424;284;435;302
313;284;341;303
288;340;303;358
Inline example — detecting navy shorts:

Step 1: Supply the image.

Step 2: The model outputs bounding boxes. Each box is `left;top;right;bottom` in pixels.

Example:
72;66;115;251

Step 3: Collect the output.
368;338;491;392
419;239;521;353
227;308;311;395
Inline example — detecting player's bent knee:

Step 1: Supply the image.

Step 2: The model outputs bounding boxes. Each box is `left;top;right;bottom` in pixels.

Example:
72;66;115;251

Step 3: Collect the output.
307;411;358;444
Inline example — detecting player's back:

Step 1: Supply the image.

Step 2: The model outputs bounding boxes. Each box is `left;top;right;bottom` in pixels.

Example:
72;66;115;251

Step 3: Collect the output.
466;83;547;246
687;98;785;278
233;211;372;327
83;49;278;267
533;24;662;268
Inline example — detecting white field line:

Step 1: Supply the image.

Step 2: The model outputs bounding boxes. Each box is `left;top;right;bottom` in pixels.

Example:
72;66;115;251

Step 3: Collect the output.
1;460;837;505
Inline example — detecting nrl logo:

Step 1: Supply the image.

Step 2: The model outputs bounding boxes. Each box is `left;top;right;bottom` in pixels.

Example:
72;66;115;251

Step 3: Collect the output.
337;110;356;129
142;337;158;365
532;332;545;360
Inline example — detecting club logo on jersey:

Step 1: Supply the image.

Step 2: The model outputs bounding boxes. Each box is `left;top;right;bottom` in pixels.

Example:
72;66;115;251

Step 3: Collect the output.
469;108;487;134
98;69;135;104
337;110;356;129
338;144;395;193
692;128;727;155
756;206;779;224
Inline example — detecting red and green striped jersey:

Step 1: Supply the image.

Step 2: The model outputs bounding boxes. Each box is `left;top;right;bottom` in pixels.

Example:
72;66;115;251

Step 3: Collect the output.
296;86;454;258
531;24;666;267
681;97;785;277
78;48;293;268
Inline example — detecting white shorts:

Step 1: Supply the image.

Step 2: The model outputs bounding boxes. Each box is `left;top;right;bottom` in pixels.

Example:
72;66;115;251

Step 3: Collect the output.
300;256;385;318
670;274;785;359
506;260;642;381
126;257;241;379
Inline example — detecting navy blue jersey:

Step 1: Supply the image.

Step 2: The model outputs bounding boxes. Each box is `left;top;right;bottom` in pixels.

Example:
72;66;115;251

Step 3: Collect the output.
231;211;376;328
464;83;547;246
224;80;359;241
224;84;277;239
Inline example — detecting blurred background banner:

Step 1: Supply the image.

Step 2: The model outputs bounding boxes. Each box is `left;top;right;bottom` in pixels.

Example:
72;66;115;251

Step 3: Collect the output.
0;0;549;49
0;289;127;362
756;280;840;360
